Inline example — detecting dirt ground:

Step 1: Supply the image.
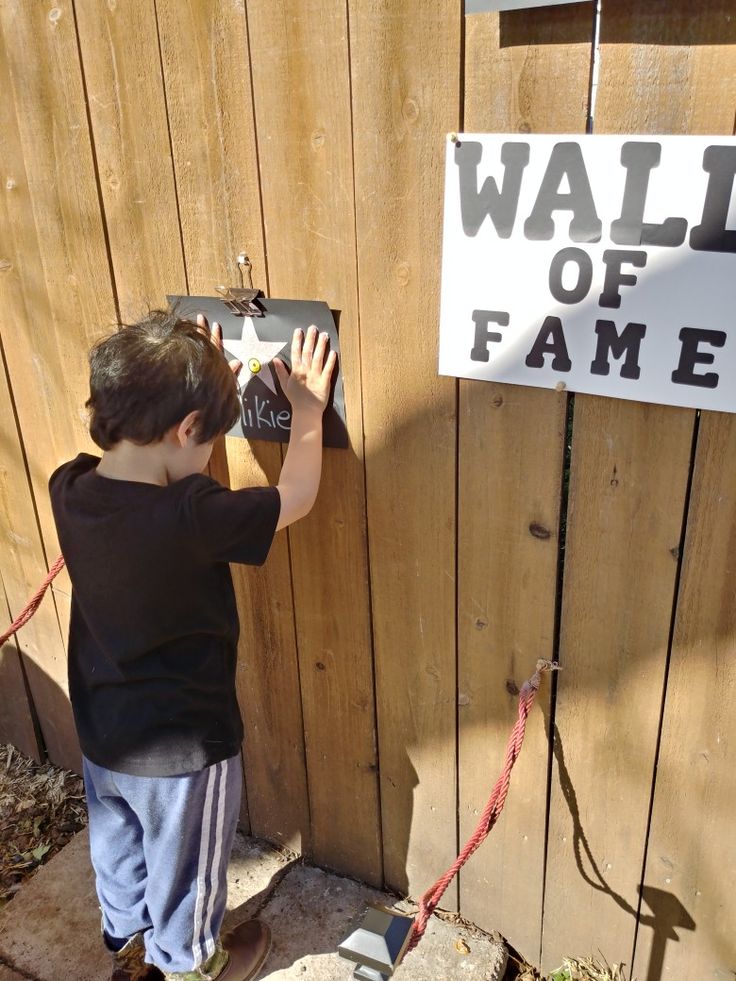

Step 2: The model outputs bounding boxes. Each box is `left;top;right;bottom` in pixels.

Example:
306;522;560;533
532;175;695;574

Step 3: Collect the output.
0;743;88;911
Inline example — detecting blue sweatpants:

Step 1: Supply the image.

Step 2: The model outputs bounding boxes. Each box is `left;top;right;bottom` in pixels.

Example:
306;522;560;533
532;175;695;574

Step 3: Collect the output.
83;754;242;974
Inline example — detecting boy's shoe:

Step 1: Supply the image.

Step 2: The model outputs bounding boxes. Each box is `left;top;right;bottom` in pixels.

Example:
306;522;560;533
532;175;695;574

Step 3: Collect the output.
163;920;271;981
109;932;164;981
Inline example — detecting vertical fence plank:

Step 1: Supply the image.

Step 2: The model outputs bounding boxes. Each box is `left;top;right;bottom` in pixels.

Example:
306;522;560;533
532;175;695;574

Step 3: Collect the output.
600;4;736;977
0;581;40;761
0;75;67;765
246;0;381;883
541;2;736;969
0;351;43;762
542;402;692;971
459;6;592;959
155;0;310;851
0;0;116;771
74;0;185;322
631;413;736;980
350;0;460;901
154;0;264;293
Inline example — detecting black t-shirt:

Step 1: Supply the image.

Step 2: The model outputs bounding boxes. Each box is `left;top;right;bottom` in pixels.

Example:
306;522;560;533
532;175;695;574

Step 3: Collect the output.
48;453;280;777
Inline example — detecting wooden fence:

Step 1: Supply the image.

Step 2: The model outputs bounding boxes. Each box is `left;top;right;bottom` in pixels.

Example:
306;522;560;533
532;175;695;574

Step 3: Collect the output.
1;1;735;976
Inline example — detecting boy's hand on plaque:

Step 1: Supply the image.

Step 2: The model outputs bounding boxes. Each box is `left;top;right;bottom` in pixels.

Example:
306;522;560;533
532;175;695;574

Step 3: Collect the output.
273;326;337;415
196;313;242;379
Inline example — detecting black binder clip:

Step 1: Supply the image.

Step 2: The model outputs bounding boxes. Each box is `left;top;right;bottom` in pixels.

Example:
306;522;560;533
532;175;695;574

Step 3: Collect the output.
214;285;265;317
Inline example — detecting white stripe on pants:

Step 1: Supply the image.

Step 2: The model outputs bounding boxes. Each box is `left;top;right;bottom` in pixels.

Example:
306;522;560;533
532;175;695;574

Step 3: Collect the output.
83;754;242;974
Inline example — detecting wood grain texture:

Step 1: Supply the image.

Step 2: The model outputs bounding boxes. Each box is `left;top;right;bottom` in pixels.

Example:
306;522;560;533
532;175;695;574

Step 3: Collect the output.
595;0;736;137
246;0;381;883
74;0;185;320
0;0;114;771
0;585;41;762
0;1;112;636
459;7;593;958
0;632;41;763
350;0;460;902
466;4;594;135
0;166;66;767
631;412;736;980
542;1;736;971
0;603;40;762
155;0;309;850
0;334;47;764
542;400;693;971
154;0;265;297
599;4;736;976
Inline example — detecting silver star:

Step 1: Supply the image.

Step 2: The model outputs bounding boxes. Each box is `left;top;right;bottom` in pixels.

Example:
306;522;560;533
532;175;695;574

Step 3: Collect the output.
223;318;286;396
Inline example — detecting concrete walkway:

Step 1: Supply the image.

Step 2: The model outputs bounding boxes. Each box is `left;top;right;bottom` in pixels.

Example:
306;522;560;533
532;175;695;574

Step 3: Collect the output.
0;830;508;981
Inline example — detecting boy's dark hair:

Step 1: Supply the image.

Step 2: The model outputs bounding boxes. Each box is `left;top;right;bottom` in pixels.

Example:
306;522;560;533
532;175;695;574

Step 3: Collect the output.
86;307;241;450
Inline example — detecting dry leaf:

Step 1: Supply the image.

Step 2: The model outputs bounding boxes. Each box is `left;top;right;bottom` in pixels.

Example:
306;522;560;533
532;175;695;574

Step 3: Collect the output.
0;743;87;908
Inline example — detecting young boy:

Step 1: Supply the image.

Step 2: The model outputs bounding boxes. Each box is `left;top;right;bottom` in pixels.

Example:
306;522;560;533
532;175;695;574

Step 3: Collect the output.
49;308;336;981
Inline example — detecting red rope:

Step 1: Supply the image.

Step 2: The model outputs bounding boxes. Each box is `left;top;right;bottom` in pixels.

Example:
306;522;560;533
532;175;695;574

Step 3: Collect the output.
406;658;560;953
0;560;556;958
0;554;66;647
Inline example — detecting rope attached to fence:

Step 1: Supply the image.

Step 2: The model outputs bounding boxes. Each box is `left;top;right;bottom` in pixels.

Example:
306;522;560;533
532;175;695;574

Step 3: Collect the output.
0;554;66;647
406;657;561;953
1;557;559;961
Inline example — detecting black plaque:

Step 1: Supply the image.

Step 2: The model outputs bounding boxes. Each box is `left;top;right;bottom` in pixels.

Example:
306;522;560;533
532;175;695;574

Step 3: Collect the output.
167;294;348;449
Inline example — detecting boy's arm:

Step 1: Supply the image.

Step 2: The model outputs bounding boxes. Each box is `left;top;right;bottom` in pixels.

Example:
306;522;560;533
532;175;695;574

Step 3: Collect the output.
273;325;337;531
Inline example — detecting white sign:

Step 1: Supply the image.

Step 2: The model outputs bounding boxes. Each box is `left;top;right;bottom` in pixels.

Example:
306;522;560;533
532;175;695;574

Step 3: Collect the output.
439;134;736;412
466;0;588;11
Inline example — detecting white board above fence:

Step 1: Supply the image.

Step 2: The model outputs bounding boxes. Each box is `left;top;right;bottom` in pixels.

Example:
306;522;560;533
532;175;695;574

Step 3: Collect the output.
466;0;588;11
439;133;736;412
